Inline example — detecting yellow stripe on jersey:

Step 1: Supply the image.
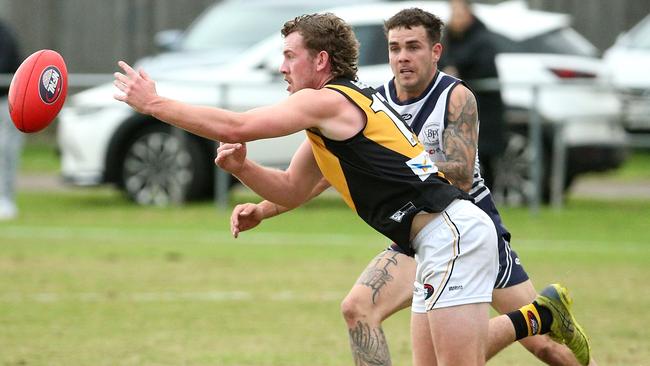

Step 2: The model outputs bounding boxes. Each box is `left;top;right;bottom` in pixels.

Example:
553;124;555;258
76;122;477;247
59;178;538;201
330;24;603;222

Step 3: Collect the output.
326;84;424;159
306;132;356;211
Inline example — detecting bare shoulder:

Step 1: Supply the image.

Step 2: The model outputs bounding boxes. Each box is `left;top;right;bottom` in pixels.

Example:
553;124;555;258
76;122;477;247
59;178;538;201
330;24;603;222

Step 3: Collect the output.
448;84;477;122
288;87;363;139
288;87;350;118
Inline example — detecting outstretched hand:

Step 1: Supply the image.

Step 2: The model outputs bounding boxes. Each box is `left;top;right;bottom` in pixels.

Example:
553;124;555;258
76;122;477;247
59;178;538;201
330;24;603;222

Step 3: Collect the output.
215;142;247;175
113;60;158;114
230;203;264;238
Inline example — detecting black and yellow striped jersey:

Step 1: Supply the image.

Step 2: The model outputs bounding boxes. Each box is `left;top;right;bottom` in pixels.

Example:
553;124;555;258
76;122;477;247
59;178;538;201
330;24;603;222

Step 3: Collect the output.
306;78;470;253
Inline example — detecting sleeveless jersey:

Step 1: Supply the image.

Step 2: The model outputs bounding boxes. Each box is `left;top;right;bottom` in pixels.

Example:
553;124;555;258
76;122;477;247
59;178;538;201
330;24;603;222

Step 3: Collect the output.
376;71;490;203
306;78;470;253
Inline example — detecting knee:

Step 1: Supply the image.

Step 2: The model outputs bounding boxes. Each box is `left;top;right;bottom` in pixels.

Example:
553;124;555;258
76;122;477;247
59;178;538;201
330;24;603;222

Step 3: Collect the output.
340;292;374;326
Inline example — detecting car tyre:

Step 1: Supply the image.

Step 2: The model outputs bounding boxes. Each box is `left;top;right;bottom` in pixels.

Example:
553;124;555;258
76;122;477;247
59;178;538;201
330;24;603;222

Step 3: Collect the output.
120;125;211;205
491;131;545;206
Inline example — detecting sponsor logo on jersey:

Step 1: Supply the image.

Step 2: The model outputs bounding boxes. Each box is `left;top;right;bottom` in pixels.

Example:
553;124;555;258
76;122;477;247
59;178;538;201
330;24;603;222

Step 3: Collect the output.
389;201;417;223
448;285;463;291
401;113;413;121
527;310;540;335
39;66;62;104
424;127;439;143
406;150;437;181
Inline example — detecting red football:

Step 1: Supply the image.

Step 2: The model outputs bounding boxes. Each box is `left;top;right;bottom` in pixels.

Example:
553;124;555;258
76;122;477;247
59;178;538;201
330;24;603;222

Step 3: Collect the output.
7;49;68;133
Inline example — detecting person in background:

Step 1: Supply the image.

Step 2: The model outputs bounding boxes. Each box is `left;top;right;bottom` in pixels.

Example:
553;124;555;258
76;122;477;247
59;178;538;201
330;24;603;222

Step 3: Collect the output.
0;18;23;220
440;0;506;190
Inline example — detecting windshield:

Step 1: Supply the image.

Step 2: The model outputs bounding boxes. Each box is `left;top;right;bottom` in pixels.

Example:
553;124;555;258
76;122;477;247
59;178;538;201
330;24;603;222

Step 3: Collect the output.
181;2;324;52
623;15;650;50
493;28;598;57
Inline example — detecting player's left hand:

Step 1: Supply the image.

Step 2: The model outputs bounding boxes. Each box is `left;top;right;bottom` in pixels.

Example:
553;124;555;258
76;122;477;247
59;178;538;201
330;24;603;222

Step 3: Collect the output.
215;142;247;174
113;60;158;114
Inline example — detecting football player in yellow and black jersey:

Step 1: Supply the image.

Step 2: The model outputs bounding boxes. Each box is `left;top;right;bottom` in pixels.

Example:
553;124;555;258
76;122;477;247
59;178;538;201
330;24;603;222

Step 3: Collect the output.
114;11;590;366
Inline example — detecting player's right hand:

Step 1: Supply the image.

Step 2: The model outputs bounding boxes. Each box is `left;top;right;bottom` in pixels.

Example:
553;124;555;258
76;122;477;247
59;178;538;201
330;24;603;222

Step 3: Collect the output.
230;203;264;238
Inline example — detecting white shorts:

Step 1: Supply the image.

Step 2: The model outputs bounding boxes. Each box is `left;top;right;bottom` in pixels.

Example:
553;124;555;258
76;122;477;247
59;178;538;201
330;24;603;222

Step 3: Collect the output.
412;199;499;313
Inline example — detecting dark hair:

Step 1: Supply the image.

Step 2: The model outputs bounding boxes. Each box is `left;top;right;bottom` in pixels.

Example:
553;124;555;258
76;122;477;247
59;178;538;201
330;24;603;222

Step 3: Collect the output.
281;13;359;80
383;8;444;44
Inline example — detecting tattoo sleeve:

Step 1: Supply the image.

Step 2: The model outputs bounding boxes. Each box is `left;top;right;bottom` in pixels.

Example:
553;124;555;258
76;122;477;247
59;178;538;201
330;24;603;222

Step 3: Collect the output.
436;87;478;192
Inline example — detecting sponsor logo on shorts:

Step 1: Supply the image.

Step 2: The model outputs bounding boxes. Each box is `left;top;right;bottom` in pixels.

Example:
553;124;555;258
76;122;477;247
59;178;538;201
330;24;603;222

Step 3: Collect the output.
424;284;434;300
39;66;63;104
448;285;463;291
527;310;539;335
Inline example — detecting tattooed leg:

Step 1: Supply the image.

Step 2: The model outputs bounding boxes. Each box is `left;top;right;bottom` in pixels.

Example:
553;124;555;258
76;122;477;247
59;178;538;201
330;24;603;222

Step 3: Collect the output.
349;321;392;366
342;249;416;366
357;250;401;304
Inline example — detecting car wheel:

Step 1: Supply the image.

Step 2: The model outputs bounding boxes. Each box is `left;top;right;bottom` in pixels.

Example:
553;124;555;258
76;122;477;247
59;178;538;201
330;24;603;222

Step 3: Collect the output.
491;131;540;206
121;125;210;205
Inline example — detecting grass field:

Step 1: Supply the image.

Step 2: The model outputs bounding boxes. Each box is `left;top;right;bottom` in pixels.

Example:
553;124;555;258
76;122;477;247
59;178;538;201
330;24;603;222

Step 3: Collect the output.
1;143;649;365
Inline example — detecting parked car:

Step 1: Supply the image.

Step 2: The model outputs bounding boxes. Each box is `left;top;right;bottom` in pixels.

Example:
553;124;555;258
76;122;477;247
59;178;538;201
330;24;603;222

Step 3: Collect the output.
603;14;650;136
57;0;370;205
58;0;627;205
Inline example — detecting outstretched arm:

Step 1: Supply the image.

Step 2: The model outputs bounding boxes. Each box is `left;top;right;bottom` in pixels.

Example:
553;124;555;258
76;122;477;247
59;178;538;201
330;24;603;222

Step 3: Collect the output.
435;84;478;192
113;61;355;143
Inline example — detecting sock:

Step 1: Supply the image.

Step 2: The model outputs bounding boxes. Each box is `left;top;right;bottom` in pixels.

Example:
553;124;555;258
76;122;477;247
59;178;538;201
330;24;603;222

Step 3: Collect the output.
506;301;552;341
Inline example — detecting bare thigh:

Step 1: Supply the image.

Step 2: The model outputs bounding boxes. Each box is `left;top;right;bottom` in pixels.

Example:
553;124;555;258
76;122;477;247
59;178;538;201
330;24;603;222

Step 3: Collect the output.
491;279;537;313
411;312;436;366
427;303;490;366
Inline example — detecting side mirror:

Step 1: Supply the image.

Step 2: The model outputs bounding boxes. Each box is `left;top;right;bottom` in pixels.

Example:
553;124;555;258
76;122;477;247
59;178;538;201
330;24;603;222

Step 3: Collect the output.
155;29;183;52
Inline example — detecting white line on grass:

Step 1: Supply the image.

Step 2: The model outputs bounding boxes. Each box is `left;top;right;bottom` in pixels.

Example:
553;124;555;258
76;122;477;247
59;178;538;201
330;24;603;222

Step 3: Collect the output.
0;290;345;303
0;225;381;246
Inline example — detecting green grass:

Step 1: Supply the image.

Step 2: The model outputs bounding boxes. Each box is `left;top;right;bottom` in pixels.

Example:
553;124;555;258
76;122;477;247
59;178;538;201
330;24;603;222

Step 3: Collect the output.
583;149;650;181
1;185;649;365
20;137;60;174
4;141;649;364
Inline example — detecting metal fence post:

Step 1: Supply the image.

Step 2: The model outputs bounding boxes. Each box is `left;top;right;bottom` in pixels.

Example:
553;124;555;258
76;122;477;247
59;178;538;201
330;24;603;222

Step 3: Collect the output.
215;82;231;212
528;84;542;215
550;123;567;209
171;128;187;205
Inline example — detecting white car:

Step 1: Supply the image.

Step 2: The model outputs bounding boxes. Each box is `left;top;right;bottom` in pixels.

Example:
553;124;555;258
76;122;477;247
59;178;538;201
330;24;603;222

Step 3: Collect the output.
603;13;650;137
58;0;627;205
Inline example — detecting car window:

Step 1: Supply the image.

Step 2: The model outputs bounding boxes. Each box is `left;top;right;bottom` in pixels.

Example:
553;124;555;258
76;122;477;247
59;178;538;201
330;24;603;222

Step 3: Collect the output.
355;24;389;66
181;2;330;52
622;15;650;50
494;28;597;57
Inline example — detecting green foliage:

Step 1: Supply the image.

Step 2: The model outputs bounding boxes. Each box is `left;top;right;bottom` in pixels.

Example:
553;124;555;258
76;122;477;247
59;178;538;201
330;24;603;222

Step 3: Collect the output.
1;187;649;365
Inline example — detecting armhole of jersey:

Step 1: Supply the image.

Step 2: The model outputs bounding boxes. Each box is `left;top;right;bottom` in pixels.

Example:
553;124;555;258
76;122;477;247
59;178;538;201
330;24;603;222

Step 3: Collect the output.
323;85;369;143
444;81;463;130
446;81;480;129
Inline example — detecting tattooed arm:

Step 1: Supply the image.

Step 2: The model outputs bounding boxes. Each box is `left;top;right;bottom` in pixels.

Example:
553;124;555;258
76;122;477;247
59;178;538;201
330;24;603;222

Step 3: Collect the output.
436;84;478;192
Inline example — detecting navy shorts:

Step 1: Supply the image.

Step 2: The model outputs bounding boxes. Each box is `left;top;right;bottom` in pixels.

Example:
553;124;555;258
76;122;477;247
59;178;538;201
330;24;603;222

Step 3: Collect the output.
475;196;529;288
